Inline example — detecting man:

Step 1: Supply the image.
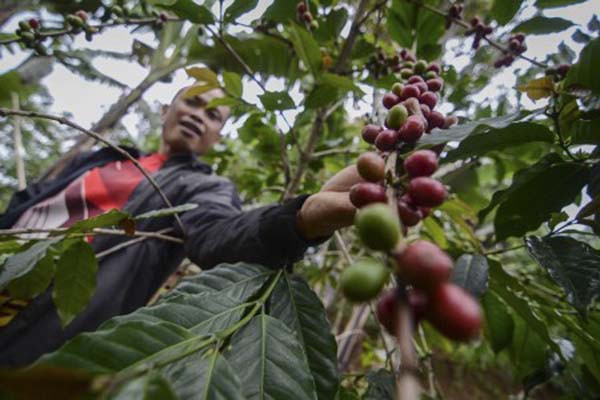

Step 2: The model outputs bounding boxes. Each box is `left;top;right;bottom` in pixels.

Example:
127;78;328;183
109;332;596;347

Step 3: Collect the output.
0;84;362;366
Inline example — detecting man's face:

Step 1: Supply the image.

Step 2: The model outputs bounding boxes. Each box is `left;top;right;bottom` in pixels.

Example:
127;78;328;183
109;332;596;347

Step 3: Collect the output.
161;86;231;156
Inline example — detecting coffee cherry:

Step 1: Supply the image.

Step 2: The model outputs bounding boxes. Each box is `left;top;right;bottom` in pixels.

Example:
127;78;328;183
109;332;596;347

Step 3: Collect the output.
18;21;31;31
424;71;438;80
382;93;401;109
66;14;85;28
341;259;389;302
398;115;425;143
400;85;420;100
386;104;408;130
420;207;431;218
408;177;447;207
28;18;40;30
419;91;438;109
357;152;385;182
375;129;399;151
414;60;427;74
350;182;387;208
296;2;307;14
159;12;168;22
404;150;438;178
355;204;400;251
427;63;441;74
391;82;404;97
394;240;452;290
397;196;422;227
426;283;482;341
75;10;89;22
20;31;35;42
376;288;428;333
361;124;382;144
310;20;319;30
470;16;481;27
402;61;415;69
557;64;570;77
509;38;521;52
400;68;413;79
427;111;445;130
414;81;428;95
444;115;458;129
426;78;443;92
513;32;525;43
483;25;493;35
302;11;313;23
420;104;431;119
407;75;424;84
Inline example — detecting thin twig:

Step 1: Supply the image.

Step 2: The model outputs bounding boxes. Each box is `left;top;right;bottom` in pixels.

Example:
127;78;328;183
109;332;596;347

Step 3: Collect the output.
483;244;525;255
0;226;183;243
0;108;186;234
405;0;548;69
96;228;175;259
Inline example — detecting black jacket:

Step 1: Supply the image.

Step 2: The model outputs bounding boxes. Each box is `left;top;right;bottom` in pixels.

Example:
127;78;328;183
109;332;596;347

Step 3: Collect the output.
0;146;323;367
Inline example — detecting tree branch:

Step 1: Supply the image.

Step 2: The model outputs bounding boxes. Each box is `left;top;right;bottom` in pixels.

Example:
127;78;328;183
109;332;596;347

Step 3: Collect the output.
0;108;186;234
0;226;183;243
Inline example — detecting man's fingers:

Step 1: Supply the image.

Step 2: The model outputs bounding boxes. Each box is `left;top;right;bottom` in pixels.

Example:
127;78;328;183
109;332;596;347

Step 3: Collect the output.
299;191;356;239
320;165;363;193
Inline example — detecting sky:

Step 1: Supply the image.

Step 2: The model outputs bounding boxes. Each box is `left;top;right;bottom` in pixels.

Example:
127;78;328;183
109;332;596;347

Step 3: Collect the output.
0;0;597;142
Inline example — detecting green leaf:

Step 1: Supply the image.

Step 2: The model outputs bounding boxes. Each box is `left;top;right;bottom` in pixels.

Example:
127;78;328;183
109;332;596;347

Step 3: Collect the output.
304;84;340;109
517;76;555;100
53;240;98;327
185;67;220;86
535;0;586;8
444;122;555;162
493;0;523;24
482;291;514;353
259;91;296;111
222;71;243;98
565;38;600;96
488;259;561;355
364;369;395;400
0;237;62;291
8;255;54;300
109;372;177;400
387;0;417;49
450;254;489;299
262;0;297;23
268;273;339;400
287;24;322;76
513;16;574;34
151;0;214;24
571;119;600;145
509;315;550;379
526;236;600;318
321;72;363;95
134;204;198;220
418;110;535;146
313;8;348;42
68;209;131;233
226;314;318;400
223;0;258;23
493;159;589;240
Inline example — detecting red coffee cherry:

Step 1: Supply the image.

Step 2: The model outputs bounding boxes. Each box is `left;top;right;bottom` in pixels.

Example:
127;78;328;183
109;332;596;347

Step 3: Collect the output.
361;124;382;144
28;18;40;30
400;85;420;100
414;81;428;95
419;91;438;109
382;93;401;109
404;150;438;178
408;177;447;207
296;2;307;14
375;129;399;151
75;10;89;22
397;195;422;227
349;182;387;208
557;64;570;77
302;11;313;23
427;111;446;130
513;32;525;43
357;152;385;182
398;115;425;143
420;104;431;119
394;240;453;291
376;288;428;334
444;115;458;129
426;78;443;92
427;63;441;74
407;75;424;84
420;207;431;218
426;283;482;342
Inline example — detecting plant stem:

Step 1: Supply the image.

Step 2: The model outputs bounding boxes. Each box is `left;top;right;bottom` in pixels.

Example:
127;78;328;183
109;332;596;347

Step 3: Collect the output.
0;226;183;243
0;108;186;234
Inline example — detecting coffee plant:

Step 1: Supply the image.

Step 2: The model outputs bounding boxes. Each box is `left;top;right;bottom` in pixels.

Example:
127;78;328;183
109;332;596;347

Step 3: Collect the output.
0;0;599;398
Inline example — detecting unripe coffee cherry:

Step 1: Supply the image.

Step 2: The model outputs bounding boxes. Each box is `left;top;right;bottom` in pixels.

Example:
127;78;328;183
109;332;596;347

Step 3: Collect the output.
400;68;413;79
400;85;420;100
398;115;425;143
355;204;400;251
402;61;415;69
414;60;427;74
357;152;385;182
407;75;424;84
394;240;453;290
382;93;400;109
375;129;399;151
350;183;387;208
427;63;441;74
361;124;382;144
404;150;438;178
386;104;408;130
414;81;428;95
427;111;445;130
66;14;85;28
341;259;389;302
419;91;438;109
426;283;482;341
397;196;422;227
19;21;32;31
376;288;428;334
76;10;89;22
408;177;447;207
426;78;443;92
391;82;404;96
310;20;319;30
424;71;438;80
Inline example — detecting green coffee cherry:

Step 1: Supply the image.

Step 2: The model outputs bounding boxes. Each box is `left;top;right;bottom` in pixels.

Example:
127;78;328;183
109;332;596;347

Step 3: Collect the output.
400;68;413;79
391;82;404;96
414;60;427;74
402;61;414;69
66;15;85;28
425;71;438;80
20;31;35;43
18;21;32;31
386;104;408;130
355;204;400;251
340;259;389;302
110;5;124;16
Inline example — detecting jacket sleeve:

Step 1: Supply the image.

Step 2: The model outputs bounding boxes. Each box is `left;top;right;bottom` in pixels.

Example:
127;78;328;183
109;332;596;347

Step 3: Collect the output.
177;178;328;269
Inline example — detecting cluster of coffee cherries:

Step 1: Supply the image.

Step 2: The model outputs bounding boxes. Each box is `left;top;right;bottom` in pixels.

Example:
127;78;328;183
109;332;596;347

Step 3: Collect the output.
14;18;47;55
546;64;571;82
296;2;319;30
445;3;464;29
465;16;494;50
494;32;527;68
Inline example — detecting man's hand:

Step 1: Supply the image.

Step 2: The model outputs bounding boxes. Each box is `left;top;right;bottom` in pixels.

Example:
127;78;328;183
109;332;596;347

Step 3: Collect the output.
296;165;364;240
